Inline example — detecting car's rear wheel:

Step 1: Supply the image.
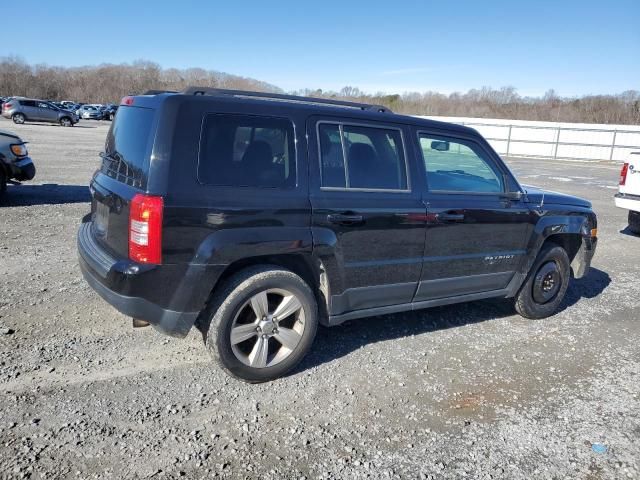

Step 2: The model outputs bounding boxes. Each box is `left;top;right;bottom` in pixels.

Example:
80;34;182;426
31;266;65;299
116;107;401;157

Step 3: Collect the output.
12;113;25;124
628;210;640;234
201;266;318;383
109;113;115;121
514;244;570;319
60;117;72;127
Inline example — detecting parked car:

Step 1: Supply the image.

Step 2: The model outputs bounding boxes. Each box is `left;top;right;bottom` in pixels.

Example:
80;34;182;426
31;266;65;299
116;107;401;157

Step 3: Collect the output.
101;104;118;121
2;98;79;126
0;128;35;199
77;88;598;383
78;105;104;120
615;151;640;233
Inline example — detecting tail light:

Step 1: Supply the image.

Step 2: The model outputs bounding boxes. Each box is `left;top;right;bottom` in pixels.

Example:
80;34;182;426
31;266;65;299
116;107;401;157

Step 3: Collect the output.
129;194;163;264
620;163;629;186
3;103;12;110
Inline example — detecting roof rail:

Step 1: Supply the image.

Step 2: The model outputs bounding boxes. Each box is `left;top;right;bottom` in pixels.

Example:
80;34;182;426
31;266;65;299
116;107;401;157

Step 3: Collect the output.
181;87;392;113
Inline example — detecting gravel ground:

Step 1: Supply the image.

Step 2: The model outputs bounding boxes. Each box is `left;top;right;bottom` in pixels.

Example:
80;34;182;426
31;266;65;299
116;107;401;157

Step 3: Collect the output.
0;117;638;479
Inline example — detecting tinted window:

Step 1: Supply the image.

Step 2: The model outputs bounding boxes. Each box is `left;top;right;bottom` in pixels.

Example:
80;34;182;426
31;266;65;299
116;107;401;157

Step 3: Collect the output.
419;135;503;193
199;114;295;188
19;100;36;107
103;106;154;185
319;124;346;188
318;123;408;190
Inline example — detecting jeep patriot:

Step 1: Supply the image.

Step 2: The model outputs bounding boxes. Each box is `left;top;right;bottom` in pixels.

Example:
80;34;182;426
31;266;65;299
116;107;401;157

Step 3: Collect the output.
78;88;598;382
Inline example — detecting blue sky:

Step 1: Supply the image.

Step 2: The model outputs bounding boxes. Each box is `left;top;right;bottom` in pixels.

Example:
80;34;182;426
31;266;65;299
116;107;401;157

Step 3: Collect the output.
3;0;638;97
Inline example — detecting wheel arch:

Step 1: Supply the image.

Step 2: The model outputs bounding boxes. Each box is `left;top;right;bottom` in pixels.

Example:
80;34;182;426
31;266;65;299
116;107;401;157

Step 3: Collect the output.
198;252;331;329
526;212;595;280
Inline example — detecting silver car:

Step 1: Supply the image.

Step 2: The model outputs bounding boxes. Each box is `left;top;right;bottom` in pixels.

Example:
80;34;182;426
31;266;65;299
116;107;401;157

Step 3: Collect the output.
78;105;104;120
2;98;79;127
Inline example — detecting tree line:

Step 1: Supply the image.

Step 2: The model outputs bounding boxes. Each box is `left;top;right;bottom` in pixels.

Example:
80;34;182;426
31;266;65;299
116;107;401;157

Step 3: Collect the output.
0;57;279;105
296;86;640;125
1;57;638;125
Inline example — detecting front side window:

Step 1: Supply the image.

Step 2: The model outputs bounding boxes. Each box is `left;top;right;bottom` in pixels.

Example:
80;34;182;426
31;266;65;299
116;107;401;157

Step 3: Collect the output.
419;134;503;193
199;114;296;188
318;123;408;190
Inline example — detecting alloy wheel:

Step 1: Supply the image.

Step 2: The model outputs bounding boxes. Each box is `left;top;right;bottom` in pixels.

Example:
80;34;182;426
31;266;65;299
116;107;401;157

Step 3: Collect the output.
230;288;305;368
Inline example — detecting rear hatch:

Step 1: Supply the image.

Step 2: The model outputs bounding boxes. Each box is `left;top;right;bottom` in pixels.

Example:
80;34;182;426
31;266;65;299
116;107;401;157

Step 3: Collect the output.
619;152;640;196
90;103;157;259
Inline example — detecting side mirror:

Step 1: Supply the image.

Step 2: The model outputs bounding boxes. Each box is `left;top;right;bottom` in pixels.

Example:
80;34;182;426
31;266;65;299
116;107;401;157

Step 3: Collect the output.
431;140;450;152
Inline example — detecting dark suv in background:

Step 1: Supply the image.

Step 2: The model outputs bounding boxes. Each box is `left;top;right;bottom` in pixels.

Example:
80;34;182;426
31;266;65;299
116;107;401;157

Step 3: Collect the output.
78;88;598;382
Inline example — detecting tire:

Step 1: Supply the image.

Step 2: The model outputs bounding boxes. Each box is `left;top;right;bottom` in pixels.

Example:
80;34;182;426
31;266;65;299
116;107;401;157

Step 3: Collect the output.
109;113;114;121
0;168;6;201
12;113;25;124
200;266;318;383
60;116;72;127
628;211;640;234
514;244;571;319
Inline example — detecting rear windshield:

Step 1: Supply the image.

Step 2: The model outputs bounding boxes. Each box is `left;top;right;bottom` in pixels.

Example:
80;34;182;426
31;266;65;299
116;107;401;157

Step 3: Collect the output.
103;106;154;187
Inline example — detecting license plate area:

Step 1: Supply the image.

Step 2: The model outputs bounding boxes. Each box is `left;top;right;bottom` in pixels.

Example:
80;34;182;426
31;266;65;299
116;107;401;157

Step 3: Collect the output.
94;202;109;237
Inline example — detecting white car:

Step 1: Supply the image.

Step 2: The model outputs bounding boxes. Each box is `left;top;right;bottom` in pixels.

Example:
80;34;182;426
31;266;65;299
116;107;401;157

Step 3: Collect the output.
615;152;640;234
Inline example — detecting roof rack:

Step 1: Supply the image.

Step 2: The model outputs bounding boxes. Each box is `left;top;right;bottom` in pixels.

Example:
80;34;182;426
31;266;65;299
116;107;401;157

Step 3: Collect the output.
143;89;178;95
181;87;392;113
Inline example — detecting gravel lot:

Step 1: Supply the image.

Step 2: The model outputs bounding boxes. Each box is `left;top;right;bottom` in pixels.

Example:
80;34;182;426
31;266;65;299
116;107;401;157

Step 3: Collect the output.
0;117;638;480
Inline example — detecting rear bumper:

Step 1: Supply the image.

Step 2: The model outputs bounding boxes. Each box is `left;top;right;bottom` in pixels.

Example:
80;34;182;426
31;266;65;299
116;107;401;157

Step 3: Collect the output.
77;221;220;338
615;192;640;212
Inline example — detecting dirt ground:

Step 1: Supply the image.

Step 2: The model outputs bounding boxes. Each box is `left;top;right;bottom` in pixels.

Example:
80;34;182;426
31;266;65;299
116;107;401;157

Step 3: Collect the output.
0;117;638;479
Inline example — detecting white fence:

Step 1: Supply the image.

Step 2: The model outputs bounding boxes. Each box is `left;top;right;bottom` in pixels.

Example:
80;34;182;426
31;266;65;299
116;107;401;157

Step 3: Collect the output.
420;116;640;162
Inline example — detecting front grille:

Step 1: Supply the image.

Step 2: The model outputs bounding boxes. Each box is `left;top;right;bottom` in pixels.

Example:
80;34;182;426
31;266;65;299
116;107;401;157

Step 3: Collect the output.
100;153;143;188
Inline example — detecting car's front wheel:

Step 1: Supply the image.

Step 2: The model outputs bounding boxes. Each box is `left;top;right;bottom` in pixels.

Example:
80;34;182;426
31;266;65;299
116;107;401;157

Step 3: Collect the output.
201;266;318;383
60;117;72;127
12;113;25;124
0;168;7;200
514;244;570;319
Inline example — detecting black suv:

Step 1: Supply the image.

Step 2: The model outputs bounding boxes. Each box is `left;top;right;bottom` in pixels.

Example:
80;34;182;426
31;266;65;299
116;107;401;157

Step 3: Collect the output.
78;88;597;382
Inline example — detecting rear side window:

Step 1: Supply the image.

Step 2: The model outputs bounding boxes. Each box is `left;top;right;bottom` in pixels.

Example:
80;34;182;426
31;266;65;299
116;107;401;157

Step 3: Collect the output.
418;134;503;193
103;106;155;187
318;123;408;191
199;114;296;188
19;100;36;107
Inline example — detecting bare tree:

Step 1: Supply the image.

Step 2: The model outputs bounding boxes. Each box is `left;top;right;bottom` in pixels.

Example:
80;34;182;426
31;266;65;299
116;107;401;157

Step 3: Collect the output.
1;56;637;125
0;56;280;104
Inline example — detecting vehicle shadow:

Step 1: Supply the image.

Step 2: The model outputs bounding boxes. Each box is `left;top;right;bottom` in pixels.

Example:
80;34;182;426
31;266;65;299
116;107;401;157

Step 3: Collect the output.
2;184;90;206
295;267;610;374
19;122;101;129
619;227;640;238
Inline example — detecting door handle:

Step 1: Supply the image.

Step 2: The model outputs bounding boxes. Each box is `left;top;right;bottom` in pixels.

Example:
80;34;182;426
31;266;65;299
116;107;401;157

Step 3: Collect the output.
436;213;465;222
327;213;364;225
